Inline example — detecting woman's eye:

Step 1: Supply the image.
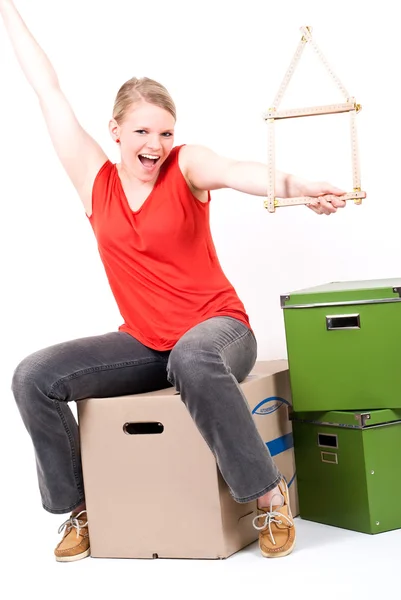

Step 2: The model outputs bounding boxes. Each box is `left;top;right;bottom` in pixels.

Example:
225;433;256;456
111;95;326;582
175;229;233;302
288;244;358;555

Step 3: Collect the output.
162;132;173;137
135;130;147;134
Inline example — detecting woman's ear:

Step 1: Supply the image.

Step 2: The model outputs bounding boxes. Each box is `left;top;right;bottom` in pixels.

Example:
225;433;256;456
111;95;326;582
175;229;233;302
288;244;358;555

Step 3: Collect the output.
109;118;120;143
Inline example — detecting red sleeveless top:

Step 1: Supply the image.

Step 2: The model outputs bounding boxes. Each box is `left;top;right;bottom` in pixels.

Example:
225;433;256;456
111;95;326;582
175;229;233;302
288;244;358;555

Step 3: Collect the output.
88;145;250;350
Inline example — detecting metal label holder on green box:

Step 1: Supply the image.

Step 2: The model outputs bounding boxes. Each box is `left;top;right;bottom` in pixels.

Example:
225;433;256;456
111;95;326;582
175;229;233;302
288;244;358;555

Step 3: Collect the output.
281;278;401;412
291;409;401;534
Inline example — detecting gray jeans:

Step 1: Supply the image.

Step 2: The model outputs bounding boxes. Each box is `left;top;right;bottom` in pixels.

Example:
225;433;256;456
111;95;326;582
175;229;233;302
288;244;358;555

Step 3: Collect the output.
11;316;281;514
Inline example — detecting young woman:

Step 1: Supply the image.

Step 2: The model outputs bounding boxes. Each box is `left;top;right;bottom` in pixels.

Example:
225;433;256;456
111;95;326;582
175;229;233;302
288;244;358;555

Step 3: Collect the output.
1;0;346;562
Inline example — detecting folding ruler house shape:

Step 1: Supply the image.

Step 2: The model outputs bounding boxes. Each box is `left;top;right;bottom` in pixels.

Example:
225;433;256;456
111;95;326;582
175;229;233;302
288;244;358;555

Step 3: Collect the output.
264;26;366;212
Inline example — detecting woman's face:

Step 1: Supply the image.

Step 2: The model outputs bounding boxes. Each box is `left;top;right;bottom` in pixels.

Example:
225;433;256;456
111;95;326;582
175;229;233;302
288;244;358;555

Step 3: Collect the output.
111;101;175;182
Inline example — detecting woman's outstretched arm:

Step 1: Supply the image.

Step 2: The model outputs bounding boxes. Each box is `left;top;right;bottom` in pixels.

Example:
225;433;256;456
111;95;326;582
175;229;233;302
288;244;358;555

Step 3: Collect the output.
0;0;108;214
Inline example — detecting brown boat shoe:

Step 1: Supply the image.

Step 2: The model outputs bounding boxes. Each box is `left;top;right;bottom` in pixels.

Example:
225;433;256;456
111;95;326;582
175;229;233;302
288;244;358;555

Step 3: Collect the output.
253;478;296;558
54;510;90;562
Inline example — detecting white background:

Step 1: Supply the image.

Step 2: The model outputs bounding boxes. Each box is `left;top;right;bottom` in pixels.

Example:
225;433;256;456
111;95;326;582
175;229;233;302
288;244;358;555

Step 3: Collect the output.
1;0;400;597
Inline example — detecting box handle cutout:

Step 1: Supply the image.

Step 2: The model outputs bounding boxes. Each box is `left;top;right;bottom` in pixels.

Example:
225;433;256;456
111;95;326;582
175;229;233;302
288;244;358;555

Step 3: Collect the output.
318;433;338;448
326;314;360;330
321;451;338;464
123;422;164;435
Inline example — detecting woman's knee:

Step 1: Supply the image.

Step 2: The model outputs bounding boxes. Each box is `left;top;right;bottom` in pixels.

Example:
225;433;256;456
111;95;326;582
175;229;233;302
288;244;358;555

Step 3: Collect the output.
167;342;220;388
11;348;55;402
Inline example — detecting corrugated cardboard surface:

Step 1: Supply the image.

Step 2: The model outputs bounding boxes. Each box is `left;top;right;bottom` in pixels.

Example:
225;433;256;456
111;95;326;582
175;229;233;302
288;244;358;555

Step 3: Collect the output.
78;360;298;558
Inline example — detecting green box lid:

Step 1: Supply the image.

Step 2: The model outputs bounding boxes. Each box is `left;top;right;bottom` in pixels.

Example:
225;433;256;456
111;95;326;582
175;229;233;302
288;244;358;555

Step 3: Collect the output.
281;278;401;308
291;408;401;428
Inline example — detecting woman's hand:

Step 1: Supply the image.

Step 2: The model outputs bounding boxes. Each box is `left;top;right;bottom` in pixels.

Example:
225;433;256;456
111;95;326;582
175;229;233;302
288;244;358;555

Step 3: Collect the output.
287;175;347;215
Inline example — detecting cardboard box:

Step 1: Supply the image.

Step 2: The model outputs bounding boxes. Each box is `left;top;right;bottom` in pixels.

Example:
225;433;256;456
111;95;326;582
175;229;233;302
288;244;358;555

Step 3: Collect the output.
78;360;298;559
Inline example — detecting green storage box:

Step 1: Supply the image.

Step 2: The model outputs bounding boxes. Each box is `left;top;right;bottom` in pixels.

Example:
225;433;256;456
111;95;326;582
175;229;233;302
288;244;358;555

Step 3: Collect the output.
292;409;401;534
281;278;401;411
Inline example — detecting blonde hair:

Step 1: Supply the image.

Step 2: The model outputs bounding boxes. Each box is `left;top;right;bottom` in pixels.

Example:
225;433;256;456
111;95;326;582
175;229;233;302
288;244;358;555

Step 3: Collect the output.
112;77;176;124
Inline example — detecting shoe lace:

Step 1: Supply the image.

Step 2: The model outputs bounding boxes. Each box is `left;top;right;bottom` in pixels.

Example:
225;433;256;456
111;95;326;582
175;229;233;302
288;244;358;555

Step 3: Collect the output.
58;510;88;539
252;493;294;546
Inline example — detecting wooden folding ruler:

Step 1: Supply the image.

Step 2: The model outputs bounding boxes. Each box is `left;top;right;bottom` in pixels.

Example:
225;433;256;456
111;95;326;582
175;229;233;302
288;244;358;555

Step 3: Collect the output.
264;25;366;212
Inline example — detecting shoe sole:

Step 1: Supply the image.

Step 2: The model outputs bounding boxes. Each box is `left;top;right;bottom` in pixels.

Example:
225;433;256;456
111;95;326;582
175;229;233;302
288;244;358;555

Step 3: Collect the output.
55;548;91;562
260;534;296;558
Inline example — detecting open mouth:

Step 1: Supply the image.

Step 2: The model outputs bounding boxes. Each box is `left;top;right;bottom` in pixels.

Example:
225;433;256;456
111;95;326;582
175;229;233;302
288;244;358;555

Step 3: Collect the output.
138;154;160;169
